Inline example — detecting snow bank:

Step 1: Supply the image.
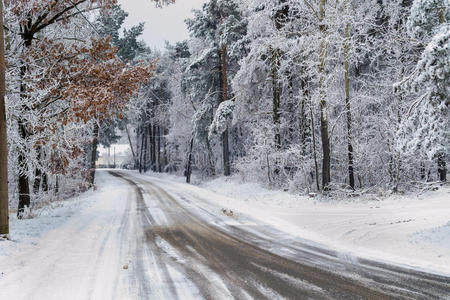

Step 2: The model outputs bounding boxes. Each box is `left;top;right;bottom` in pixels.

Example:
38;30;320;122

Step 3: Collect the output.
0;185;98;257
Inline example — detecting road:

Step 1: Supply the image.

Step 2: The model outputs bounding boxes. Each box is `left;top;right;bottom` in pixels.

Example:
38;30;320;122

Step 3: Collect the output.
1;170;449;299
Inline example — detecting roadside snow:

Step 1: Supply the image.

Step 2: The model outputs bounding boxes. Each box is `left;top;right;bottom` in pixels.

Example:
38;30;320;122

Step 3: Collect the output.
0;171;134;300
0;186;97;257
140;171;450;276
203;176;450;275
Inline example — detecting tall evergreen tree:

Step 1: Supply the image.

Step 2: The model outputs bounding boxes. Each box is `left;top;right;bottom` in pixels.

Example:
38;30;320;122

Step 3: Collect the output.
186;0;246;176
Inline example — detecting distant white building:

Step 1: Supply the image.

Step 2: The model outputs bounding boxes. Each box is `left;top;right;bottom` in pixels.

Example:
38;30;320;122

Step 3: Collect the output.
96;144;131;168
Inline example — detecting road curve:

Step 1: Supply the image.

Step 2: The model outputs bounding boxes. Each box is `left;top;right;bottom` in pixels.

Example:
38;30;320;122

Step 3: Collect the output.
109;170;450;300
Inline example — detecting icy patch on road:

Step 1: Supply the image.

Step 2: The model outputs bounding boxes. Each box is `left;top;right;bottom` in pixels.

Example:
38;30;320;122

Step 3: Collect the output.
155;237;232;299
251;262;325;295
155;236;186;264
166;265;201;300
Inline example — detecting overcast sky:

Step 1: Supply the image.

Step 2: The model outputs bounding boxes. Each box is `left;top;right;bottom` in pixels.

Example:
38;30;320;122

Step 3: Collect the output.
117;0;207;50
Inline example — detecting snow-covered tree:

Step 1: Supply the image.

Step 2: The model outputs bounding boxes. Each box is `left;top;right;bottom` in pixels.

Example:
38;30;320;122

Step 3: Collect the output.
399;0;449;182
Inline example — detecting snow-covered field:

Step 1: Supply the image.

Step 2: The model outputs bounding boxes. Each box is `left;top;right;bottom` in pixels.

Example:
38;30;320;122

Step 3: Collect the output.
138;171;450;276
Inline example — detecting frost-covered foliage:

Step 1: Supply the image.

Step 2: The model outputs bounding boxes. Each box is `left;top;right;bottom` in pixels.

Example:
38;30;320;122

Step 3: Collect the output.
209;100;235;139
407;0;449;38
126;0;448;194
413;24;450;106
399;6;449;163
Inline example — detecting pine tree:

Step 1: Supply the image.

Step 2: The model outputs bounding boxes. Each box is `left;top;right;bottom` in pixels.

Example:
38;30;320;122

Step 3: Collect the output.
186;0;246;176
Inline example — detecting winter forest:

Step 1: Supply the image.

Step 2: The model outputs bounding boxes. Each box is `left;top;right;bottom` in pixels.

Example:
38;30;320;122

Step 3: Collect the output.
0;0;449;223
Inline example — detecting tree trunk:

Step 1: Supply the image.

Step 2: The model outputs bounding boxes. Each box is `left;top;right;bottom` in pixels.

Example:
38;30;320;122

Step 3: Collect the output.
139;125;145;173
0;0;8;235
16;33;34;218
147;124;153;171
33;146;43;194
186;138;194;183
310;106;320;191
17;66;31;217
220;45;231;176
162;125;168;171
299;77;309;156
318;0;331;190
151;124;157;172
222;129;230;176
157;125;161;172
271;47;281;149
206;135;216;176
437;153;447;182
17;121;30;217
41;172;48;192
89;123;99;186
144;126;152;173
343;14;355;190
144;126;151;173
393;103;403;192
125;124;137;168
54;175;59;195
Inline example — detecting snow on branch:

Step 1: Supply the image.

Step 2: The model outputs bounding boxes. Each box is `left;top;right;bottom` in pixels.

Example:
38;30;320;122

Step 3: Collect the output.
209;100;235;140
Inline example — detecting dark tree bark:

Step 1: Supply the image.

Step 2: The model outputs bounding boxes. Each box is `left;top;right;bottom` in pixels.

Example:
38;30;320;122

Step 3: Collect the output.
222;129;230;176
148;124;152;171
17;58;31;217
17;120;31;218
271;47;281;149
0;0;8;235
344;18;355;190
309;106;320;191
33;146;43;194
320;111;331;190
41;172;48;192
139;125;145;173
438;153;447;182
299;77;309;156
54;175;59;195
151;124;157;172
143;126;149;172
218;46;231;176
318;0;331;190
89;123;99;186
157;125;161;172
186;138;194;183
271;0;288;148
162;125;168;170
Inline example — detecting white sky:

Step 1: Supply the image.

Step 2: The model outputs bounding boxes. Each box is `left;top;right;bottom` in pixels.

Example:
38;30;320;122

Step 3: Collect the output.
117;0;207;50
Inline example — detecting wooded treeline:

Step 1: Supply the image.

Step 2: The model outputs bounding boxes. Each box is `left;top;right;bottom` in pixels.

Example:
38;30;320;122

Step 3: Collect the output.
127;0;448;194
1;0;449;227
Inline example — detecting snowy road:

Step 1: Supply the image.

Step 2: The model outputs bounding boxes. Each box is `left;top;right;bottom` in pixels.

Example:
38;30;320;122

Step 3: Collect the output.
1;170;449;299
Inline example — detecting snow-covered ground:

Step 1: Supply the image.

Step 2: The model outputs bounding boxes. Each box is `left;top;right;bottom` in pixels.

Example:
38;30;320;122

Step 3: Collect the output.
138;171;450;276
0;172;137;300
1;169;449;300
202;176;450;275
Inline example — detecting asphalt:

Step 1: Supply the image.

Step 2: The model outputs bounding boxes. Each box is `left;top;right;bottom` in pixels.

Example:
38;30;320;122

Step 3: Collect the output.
109;170;450;300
